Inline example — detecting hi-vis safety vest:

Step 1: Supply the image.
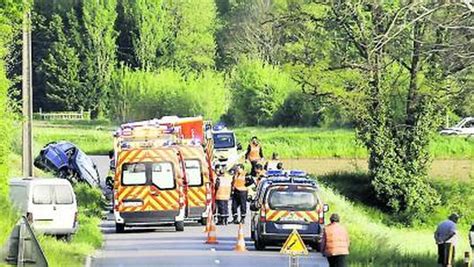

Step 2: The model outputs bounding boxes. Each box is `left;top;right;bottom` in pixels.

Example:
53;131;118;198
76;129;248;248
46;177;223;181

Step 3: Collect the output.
324;223;350;256
233;171;248;192
216;174;232;200
248;143;261;161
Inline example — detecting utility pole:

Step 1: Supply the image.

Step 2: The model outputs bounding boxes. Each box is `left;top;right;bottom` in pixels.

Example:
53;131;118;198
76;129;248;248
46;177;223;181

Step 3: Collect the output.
22;4;33;177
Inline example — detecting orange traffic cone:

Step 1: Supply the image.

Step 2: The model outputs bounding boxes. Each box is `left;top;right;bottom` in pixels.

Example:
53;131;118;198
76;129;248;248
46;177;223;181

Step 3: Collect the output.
205;221;218;244
234;223;247;252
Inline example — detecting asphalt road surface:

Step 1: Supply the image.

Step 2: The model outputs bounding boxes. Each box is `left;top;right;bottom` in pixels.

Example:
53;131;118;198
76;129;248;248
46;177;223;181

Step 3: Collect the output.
89;156;329;267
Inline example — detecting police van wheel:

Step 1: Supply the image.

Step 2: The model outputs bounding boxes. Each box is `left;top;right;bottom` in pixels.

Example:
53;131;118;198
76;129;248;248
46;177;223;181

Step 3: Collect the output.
254;235;265;250
175;221;184;232
200;217;207;226
115;223;125;233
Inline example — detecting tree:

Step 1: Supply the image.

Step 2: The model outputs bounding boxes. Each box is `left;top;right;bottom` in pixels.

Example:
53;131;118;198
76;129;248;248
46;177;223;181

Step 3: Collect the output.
163;0;218;72
280;1;473;222
82;0;118;118
228;57;296;126
122;0;169;70
42;15;82;111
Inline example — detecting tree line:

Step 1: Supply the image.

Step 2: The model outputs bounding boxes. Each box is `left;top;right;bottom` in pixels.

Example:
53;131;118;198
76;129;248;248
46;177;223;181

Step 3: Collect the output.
1;0;473;224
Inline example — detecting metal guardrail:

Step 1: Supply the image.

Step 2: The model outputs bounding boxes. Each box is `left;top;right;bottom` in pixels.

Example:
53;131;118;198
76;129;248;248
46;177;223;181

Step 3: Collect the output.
34;108;90;121
2;216;48;267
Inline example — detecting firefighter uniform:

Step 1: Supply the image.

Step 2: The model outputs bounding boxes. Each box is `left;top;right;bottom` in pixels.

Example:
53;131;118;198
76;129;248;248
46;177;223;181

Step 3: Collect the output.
246;142;264;176
231;168;248;224
215;173;232;225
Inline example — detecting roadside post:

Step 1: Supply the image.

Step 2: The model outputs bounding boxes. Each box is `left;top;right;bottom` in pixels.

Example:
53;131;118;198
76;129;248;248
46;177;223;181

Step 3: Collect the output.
280;229;308;267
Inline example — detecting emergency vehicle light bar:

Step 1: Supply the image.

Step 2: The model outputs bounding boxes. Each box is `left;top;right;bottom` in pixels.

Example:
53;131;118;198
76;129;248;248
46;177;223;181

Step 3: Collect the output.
266;170;284;176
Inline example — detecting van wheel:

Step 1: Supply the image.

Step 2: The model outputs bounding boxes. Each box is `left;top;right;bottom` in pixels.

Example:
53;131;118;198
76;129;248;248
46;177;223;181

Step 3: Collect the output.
175;221;184;232
200;217;207;226
115;223;125;233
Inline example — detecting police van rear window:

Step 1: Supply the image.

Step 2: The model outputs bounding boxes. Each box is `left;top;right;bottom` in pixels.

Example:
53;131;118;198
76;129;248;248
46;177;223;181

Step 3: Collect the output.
268;189;317;211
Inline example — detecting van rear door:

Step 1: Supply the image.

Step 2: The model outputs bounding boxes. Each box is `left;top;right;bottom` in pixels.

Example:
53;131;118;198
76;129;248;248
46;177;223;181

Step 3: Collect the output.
30;185;55;230
53;184;76;230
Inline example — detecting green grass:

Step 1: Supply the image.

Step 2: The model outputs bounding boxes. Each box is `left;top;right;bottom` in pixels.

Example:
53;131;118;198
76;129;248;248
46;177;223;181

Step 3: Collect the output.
236;127;474;159
319;184;472;266
38;214;102;267
29;121;474;159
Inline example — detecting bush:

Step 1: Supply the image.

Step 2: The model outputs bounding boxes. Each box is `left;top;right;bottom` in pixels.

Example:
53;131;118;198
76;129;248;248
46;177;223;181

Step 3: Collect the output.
74;183;105;218
227;57;297;126
273;91;324;126
109;67;229;122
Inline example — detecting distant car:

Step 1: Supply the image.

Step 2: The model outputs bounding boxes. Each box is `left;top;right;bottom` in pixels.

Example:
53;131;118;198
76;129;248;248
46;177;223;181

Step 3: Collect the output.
34;141;100;187
440;117;474;136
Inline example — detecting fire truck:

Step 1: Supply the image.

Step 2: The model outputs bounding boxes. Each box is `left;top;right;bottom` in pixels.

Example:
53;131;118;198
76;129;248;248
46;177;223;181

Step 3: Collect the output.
112;117;214;232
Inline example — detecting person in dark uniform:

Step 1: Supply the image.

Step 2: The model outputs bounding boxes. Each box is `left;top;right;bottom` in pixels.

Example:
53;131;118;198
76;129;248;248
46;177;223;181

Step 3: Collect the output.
231;164;248;224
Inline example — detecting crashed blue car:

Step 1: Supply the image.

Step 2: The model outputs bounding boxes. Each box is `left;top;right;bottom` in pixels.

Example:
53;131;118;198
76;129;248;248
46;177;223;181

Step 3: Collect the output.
34;141;100;187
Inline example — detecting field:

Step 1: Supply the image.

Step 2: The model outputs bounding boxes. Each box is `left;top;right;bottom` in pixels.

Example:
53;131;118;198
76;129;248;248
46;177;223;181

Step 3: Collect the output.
29;121;474;160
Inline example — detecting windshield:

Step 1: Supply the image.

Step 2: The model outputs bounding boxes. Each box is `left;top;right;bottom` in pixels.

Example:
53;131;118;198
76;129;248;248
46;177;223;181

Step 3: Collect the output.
75;150;99;185
213;133;235;149
268;190;317;210
185;160;203;186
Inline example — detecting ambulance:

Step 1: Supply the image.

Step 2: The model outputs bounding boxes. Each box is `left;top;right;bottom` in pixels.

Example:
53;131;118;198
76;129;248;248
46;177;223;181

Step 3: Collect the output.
113;124;187;232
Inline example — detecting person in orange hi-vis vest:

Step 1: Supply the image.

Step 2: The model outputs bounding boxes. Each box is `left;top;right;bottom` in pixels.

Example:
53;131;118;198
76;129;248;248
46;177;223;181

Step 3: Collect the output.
215;166;232;225
245;136;264;176
322;213;350;267
231;164;248;224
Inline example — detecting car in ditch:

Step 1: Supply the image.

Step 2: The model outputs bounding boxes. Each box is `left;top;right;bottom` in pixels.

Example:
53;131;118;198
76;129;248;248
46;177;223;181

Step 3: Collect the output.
34;141;100;187
249;170;329;251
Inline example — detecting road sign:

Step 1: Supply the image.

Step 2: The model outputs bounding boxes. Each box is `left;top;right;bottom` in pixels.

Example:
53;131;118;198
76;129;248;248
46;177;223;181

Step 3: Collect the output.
280;229;309;256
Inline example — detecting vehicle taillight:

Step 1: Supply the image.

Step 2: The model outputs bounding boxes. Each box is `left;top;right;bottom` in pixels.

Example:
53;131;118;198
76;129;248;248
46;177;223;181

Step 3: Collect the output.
26;212;33;223
318;210;324;224
259;207;266;222
73;212;78;227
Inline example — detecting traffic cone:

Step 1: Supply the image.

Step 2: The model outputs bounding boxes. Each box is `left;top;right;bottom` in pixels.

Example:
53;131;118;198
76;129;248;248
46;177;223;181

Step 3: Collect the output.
233;223;247;252
205;221;218;244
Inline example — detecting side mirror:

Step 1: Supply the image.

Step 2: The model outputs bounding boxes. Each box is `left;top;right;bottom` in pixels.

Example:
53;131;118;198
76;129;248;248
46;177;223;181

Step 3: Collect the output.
323;204;329;213
237;143;242;150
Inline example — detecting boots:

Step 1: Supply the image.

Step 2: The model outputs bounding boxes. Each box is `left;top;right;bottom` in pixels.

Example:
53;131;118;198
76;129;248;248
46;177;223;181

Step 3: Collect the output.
240;216;246;224
232;215;239;224
216;216;224;225
223;216;228;225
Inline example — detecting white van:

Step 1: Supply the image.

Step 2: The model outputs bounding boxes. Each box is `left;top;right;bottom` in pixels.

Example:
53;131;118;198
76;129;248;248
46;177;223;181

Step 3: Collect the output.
9;178;78;238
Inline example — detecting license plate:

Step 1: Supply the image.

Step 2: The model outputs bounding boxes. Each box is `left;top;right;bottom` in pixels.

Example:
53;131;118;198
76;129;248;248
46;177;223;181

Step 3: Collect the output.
123;201;142;207
282;224;303;230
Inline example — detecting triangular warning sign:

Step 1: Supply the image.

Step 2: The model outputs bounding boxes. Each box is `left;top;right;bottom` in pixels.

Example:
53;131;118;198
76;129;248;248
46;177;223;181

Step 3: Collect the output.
280;229;309;256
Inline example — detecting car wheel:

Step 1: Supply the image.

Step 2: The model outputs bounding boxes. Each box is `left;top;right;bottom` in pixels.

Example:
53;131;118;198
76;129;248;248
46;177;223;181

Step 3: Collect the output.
175;221;184;232
115;223;125;233
254;229;265;250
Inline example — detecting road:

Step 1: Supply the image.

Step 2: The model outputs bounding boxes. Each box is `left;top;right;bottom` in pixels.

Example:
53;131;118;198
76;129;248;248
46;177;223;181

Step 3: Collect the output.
89;156;328;267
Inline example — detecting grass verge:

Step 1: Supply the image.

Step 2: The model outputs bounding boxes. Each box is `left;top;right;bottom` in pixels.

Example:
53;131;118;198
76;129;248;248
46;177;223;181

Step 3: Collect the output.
319;184;471;266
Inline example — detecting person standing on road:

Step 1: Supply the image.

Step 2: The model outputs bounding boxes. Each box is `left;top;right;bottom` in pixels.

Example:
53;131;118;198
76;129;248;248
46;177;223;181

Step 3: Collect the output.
434;213;460;267
245;136;264;176
322;213;350;267
231;164;248;224
215;167;232;225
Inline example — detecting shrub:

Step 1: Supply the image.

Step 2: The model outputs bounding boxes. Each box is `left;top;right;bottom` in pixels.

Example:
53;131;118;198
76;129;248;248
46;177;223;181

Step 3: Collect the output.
227;57;296;126
73;183;105;218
